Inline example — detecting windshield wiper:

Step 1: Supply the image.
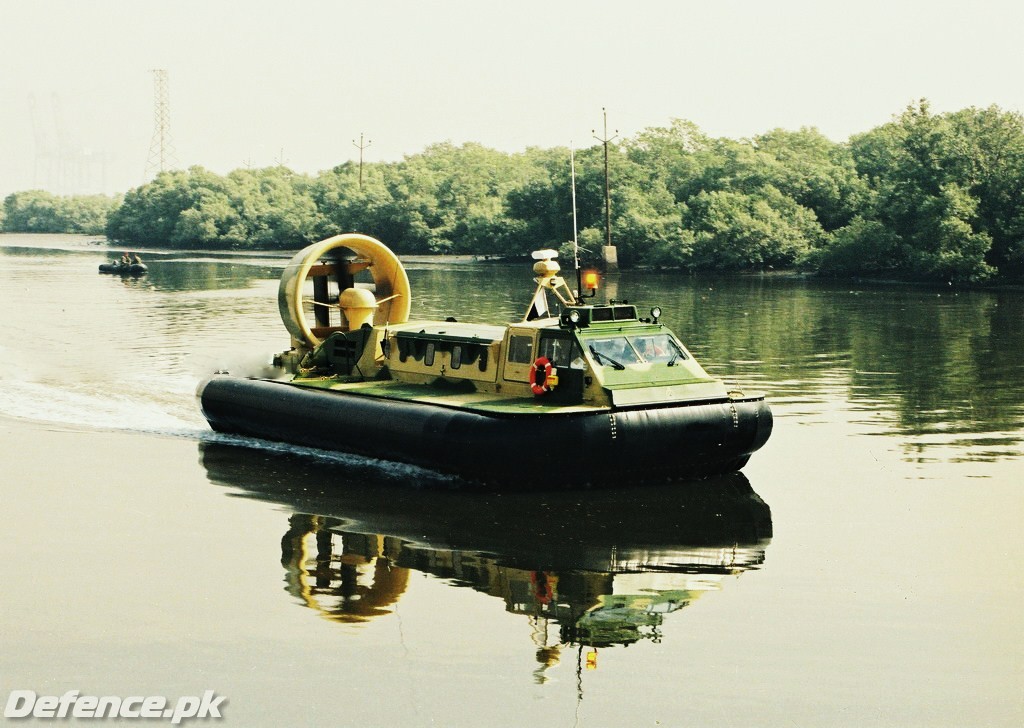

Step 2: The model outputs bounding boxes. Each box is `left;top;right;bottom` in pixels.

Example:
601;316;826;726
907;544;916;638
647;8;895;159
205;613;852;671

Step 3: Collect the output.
666;343;686;367
589;345;625;370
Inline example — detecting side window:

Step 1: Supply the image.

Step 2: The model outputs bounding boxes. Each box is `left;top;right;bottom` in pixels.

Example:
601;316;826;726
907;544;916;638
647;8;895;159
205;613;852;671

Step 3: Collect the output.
424;342;436;367
451;345;462;369
507;334;534;364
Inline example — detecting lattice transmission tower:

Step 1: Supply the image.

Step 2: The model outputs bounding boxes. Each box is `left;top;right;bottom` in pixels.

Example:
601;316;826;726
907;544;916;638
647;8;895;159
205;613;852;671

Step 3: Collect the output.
144;69;178;179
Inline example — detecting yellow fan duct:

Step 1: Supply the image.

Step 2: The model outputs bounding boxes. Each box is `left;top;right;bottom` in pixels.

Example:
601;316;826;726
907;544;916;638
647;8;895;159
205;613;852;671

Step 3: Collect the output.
278;233;411;350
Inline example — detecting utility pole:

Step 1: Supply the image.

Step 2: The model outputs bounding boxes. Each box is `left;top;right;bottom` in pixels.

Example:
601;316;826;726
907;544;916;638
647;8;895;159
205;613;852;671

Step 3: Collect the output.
145;69;178;180
592;108;619;269
352;132;371;190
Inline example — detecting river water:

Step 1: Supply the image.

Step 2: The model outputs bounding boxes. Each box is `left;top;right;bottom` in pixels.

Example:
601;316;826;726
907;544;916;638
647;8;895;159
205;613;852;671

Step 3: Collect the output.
1;234;1021;727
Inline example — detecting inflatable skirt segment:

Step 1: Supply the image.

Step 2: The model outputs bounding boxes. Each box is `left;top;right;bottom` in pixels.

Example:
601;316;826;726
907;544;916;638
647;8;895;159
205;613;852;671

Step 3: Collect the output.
198;376;773;488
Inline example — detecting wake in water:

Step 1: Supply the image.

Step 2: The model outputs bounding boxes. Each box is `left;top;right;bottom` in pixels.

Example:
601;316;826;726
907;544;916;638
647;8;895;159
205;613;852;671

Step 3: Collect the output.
0;242;472;485
0;327;287;434
0;378;208;437
0;363;449;486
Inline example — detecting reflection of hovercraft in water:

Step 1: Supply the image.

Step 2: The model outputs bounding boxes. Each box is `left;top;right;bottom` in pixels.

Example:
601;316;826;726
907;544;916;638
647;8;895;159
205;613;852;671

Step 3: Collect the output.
279;513;410;624
201;442;772;645
198;233;772;487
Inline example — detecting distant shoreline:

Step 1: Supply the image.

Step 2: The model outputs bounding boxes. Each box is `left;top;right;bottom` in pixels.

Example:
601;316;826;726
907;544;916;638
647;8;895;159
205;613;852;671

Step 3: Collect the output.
5;232;1023;291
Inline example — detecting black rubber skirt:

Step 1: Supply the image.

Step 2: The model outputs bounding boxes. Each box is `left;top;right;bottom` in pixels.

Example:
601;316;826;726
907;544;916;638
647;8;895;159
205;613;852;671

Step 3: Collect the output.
199;376;773;488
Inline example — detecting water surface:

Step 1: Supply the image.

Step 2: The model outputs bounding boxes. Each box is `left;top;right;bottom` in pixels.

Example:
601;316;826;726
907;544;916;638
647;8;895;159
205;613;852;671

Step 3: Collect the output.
1;234;1020;727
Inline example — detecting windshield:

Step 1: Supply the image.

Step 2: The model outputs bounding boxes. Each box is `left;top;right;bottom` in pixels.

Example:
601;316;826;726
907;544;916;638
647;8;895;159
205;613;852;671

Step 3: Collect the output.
587;334;686;367
587;337;639;368
631;334;686;363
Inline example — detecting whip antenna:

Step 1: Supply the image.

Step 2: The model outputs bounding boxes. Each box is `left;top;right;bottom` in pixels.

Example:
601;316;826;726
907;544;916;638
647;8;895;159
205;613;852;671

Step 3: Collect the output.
571;143;581;301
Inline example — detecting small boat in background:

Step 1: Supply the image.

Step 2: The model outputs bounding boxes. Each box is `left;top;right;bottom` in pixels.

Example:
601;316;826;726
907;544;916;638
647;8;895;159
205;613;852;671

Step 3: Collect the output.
99;253;147;276
98;261;148;275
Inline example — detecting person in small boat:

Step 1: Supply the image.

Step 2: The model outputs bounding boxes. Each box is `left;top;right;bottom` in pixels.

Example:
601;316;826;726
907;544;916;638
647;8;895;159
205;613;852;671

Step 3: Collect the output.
120;252;131;266
131;253;142;265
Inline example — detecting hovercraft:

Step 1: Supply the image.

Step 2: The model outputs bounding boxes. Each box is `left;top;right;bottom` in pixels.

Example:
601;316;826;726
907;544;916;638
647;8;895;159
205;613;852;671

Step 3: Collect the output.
198;233;772;488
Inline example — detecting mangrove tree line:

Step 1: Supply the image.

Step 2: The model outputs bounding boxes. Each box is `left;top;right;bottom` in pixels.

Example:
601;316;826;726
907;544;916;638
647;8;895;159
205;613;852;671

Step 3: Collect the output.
3;100;1022;282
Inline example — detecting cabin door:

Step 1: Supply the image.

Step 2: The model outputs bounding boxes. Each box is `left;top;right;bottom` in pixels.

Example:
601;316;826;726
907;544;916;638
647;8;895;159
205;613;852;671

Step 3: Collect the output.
537;333;585;404
502;329;537;383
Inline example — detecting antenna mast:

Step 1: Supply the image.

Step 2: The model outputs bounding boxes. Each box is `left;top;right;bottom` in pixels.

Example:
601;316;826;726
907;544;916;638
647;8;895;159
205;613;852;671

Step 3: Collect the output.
570;143;581;298
145;69;178;180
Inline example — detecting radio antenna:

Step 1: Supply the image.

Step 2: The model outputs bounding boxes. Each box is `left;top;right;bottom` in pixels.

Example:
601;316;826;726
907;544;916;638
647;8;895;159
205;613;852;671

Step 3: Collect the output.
570;143;581;301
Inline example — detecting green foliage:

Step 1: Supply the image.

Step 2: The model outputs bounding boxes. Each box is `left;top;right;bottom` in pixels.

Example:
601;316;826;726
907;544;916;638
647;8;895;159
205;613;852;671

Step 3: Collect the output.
502;146;583;257
752;128;869;232
945;106;1024;277
107;168;223;246
2;190;119;234
685;187;825;271
107;166;318;249
625;119;710;200
810;217;907;276
825;100;1020;283
378;142;528;254
621;124;845;270
6;101;1022;282
226;167;320;248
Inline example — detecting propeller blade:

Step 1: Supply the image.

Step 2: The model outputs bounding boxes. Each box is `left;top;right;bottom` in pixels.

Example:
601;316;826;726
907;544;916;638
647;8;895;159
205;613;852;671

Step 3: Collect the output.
303;297;340;309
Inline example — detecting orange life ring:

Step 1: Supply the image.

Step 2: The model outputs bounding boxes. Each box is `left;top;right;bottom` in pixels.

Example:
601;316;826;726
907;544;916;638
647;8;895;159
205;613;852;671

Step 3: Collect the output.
530;356;557;395
530;571;554;604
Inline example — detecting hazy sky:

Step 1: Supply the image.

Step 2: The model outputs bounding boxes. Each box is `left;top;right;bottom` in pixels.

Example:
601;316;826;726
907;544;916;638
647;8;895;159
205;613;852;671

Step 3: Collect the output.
2;0;1022;198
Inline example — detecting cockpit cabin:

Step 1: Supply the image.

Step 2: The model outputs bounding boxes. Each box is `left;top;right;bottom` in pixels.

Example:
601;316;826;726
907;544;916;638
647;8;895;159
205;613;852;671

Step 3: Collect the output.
374;302;728;409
